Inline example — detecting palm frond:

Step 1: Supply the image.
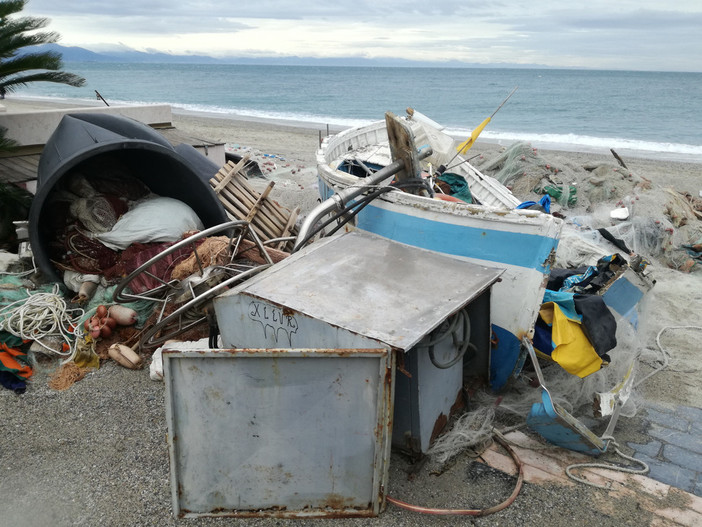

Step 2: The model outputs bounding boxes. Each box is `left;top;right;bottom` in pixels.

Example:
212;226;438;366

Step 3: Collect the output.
0;1;26;20
0;1;86;90
0;125;18;153
3;71;85;89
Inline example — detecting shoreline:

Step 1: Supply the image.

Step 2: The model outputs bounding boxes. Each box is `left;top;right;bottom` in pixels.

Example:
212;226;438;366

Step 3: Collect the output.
5;95;702;165
3;95;701;211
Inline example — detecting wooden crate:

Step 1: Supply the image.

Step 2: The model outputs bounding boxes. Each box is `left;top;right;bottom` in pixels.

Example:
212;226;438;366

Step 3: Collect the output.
210;157;299;252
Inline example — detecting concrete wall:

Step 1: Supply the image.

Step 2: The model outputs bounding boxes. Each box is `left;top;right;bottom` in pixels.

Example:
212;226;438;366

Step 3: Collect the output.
0;104;172;147
193;143;226;169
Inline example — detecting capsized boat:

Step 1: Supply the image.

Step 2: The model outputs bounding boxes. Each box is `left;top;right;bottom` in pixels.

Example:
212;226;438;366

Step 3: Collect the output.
314;110;564;391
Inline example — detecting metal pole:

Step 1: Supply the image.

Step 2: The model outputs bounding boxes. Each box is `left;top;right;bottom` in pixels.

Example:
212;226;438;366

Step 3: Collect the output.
293;146;432;252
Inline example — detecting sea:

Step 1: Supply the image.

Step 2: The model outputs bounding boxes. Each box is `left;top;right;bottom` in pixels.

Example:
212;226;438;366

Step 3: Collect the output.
15;63;702;161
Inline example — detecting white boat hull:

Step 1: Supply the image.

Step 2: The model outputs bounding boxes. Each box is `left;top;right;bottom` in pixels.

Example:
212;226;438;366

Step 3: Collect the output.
317;118;563;390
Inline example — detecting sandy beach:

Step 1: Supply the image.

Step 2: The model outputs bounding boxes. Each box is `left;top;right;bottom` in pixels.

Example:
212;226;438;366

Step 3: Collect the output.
1;97;702;526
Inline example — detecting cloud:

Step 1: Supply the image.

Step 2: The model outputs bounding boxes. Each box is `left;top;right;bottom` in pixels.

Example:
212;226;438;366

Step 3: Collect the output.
20;1;702;71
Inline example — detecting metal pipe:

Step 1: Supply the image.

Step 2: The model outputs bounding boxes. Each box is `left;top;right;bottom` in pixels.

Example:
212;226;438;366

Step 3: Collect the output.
293;146;432;252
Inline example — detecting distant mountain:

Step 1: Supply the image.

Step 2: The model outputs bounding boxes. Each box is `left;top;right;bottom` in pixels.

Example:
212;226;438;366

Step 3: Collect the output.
22;43;552;69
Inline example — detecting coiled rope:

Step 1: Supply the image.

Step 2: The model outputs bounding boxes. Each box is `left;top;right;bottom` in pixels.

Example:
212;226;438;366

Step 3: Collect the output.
565;438;649;489
0;284;84;361
564;325;702;489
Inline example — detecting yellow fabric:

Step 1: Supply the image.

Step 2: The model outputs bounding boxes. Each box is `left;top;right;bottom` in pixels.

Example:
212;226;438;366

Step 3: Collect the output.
539;302;602;378
72;338;100;370
456;117;491;154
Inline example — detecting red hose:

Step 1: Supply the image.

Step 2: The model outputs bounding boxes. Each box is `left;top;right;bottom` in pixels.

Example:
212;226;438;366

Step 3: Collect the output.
386;433;524;516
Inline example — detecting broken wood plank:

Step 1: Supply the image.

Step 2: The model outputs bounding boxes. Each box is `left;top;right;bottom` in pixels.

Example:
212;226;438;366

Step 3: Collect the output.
610;149;628;169
211;156;250;194
276;206;300;251
244;181;275;222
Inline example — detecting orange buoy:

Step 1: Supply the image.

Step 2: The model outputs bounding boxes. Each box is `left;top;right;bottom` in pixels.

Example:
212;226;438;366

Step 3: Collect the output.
434;193;463;203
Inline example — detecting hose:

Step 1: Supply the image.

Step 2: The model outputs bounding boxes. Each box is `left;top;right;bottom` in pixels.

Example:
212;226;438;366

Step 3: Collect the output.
386;429;524;516
423;308;476;369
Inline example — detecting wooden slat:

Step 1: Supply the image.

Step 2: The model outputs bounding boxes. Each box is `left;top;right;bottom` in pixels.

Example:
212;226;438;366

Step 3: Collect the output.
209;160;300;246
245;181;274;222
276;207;300;251
211;155;250;194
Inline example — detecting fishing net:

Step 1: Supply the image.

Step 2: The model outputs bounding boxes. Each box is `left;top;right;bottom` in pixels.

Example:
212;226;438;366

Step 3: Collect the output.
428;314;645;465
69;195;127;234
475;142;652;212
427;406;495;464
476;142;578;207
582;165;645;206
66;173;98;199
60;224;119;274
664;188;702;228
66;155;151;200
102;241;196;294
171;236;231;281
602;218;669;259
554;228;613;268
48;361;89;391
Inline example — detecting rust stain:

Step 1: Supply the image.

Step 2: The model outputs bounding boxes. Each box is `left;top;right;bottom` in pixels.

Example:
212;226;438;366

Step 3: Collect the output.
450;388;465;416
395;351;411;378
189;501;377;519
543;247;557;271
430;412;448;445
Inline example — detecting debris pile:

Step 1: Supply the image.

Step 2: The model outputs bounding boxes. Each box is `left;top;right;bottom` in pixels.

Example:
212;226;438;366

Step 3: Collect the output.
0;117;298;393
476;141;702;273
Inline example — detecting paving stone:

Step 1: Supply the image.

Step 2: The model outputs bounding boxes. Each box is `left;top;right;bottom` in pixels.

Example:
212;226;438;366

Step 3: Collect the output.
627;439;663;459
663;444;702;474
634;452;697;493
674;405;702;423
641;401;676;414
648;424;702;455
643;408;690;432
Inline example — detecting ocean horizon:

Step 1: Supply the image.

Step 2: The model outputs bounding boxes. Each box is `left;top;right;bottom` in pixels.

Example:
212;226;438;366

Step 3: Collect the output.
15;63;702;162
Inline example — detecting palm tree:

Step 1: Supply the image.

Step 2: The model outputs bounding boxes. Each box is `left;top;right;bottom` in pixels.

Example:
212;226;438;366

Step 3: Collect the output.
0;0;85;96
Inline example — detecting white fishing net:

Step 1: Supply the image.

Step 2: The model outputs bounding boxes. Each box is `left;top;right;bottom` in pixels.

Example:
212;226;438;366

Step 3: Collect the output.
426;144;702;465
69;196;120;234
428;324;645;466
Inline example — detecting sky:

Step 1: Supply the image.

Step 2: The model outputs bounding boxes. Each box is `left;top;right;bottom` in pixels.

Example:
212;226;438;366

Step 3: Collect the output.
21;1;702;72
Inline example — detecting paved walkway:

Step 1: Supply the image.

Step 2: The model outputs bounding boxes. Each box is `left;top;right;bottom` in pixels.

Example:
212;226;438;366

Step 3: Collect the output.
484;429;702;526
627;402;702;497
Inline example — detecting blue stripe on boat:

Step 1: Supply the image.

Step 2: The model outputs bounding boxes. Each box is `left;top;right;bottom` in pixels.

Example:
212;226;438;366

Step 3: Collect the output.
356;204;557;272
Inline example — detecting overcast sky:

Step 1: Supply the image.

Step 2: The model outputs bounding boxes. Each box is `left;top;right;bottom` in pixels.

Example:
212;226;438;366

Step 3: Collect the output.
22;1;702;71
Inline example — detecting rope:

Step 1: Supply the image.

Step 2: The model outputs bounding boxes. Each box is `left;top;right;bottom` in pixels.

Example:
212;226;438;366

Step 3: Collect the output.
0;256;38;278
565;439;649;490
635;325;702;387
0;284;84;361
